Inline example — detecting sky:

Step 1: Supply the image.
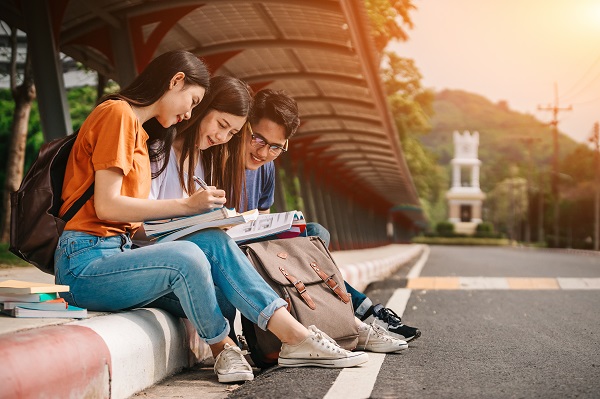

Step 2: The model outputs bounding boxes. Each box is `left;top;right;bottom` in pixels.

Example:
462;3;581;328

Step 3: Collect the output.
390;0;600;144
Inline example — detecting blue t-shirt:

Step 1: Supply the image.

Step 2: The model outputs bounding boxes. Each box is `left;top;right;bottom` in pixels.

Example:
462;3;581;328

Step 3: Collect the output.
243;161;275;212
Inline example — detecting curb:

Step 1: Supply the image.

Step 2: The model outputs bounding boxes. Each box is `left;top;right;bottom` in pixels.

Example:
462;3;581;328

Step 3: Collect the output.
335;244;425;292
0;244;425;399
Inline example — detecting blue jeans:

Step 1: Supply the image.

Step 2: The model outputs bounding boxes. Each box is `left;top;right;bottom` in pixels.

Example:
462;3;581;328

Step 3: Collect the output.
177;228;287;333
306;223;371;317
55;230;286;345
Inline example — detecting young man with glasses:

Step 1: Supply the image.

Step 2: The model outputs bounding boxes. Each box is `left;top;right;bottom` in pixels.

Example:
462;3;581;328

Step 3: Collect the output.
243;89;421;343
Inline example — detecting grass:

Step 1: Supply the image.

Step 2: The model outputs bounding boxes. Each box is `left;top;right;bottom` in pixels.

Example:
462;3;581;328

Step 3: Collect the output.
0;243;31;267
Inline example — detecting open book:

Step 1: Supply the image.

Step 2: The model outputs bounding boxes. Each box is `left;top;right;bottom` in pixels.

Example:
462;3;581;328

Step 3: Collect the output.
226;210;306;243
147;209;260;242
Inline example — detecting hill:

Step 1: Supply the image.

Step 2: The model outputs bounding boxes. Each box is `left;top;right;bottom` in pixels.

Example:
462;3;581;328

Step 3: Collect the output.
419;89;579;193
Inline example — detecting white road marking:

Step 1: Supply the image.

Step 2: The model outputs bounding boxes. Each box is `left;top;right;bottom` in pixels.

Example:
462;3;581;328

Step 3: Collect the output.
406;245;430;279
324;246;430;399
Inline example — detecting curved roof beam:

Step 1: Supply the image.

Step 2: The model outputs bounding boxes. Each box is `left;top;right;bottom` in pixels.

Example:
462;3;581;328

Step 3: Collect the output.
242;72;366;88
294;96;375;109
294;129;386;139
61;0;341;40
192;40;354;57
300;114;381;125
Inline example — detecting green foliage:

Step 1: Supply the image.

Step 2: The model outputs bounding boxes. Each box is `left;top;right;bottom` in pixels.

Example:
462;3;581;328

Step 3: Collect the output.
0;86;97;216
435;221;454;236
422;89;579;193
365;0;416;53
0;242;29;266
476;222;494;233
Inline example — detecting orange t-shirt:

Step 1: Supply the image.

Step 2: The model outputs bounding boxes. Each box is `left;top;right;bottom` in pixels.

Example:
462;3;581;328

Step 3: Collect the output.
60;100;151;236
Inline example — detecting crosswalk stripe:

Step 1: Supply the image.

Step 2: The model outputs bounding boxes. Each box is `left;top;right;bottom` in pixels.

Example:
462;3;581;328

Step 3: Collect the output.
324;245;431;398
405;277;600;290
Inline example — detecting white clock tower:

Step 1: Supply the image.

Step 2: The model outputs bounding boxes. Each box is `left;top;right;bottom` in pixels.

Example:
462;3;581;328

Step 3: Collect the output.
446;130;486;234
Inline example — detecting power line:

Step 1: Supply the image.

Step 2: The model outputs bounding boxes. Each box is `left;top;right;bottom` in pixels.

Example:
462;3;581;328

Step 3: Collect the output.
560;52;600;101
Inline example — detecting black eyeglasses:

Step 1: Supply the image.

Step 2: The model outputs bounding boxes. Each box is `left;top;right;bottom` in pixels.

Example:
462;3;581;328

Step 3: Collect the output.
247;124;288;156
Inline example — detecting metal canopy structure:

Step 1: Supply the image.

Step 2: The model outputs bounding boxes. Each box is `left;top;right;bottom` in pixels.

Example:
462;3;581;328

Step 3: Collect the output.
1;0;425;248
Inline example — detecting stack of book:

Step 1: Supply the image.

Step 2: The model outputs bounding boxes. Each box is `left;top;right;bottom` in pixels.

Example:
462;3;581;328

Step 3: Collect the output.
144;208;260;242
0;280;88;318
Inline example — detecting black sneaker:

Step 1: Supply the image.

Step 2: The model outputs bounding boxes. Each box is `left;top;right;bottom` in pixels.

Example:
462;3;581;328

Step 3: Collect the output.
366;304;421;342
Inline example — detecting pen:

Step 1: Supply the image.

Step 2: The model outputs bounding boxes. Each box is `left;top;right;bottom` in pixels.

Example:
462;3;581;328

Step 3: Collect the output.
193;175;209;190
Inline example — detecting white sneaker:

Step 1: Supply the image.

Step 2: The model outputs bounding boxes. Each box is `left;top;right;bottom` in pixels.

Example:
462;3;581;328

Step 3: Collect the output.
214;343;254;383
278;325;369;368
356;322;408;353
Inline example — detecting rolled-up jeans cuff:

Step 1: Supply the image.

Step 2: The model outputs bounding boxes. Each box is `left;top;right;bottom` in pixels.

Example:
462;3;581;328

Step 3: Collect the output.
257;298;288;331
355;298;373;319
204;319;231;345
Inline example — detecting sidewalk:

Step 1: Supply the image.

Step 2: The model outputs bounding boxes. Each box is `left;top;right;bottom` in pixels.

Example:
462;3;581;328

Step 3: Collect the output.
0;243;425;399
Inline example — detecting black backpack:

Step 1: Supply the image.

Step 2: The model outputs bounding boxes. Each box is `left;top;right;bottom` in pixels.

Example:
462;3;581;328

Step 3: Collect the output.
9;131;93;275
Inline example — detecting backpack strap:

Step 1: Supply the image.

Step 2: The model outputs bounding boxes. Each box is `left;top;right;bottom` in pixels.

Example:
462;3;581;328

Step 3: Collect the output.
278;266;316;310
309;262;350;304
62;183;95;222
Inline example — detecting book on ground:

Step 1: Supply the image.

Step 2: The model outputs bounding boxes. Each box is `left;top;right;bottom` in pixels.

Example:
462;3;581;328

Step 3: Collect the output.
151;209;260;242
0;280;69;295
1;298;68;311
2;304;88;319
226;210;307;243
0;292;59;303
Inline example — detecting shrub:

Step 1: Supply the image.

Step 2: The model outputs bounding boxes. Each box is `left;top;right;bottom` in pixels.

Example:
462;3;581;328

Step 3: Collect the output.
436;221;455;237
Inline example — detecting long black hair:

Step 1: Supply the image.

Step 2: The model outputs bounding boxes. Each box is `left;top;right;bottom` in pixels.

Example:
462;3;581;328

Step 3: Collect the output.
104;50;211;178
175;75;253;209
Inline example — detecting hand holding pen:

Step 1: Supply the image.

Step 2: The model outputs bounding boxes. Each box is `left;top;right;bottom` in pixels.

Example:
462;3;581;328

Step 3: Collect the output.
193;175;209;190
190;175;226;211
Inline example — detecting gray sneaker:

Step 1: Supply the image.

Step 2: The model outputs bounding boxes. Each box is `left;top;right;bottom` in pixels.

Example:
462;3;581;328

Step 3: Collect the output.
278;325;369;368
356;322;408;353
214;343;254;383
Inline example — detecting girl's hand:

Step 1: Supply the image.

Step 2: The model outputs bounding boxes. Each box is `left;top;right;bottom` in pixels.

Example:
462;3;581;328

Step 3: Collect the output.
186;186;227;214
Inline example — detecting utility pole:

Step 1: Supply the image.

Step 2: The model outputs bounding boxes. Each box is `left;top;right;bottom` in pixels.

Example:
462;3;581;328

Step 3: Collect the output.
519;137;541;244
591;122;600;251
538;83;572;247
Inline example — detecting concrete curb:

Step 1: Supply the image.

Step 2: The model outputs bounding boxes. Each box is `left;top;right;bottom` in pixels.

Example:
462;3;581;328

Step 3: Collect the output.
0;244;425;399
334;244;426;292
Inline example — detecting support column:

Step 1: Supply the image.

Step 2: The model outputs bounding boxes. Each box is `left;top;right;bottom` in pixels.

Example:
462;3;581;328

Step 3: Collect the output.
453;163;461;188
110;21;138;87
22;0;72;140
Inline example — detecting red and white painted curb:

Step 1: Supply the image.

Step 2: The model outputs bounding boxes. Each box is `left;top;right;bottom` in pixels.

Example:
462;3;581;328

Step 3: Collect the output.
0;244;423;399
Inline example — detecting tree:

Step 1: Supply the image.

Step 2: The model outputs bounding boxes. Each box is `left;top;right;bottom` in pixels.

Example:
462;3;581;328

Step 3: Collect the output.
0;26;35;243
365;0;416;54
364;1;444;227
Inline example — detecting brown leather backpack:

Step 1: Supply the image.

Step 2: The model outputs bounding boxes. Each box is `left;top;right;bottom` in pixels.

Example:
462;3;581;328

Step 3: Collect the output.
240;236;358;368
10;131;93;275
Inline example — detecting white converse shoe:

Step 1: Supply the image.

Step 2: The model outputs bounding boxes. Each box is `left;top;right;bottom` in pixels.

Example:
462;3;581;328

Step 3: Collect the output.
356;322;408;353
278;325;369;368
214;343;254;383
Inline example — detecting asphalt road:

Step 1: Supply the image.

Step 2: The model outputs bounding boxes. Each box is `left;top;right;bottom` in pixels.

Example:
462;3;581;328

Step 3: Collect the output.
133;246;600;399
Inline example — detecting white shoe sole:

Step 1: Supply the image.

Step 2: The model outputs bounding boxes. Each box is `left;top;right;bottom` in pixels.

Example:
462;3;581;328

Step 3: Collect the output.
217;371;254;383
356;343;408;353
278;352;369;368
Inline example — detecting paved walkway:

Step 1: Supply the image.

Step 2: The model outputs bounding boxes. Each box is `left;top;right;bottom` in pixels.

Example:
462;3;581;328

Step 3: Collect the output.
0;243;425;399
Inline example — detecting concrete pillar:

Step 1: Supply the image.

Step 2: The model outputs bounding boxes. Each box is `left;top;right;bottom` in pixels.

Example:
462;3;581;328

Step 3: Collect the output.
453;163;461;188
22;0;72;140
110;21;138;87
472;165;480;188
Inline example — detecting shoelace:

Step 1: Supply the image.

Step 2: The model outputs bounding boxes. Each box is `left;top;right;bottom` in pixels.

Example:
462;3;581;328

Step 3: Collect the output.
376;307;404;327
363;323;394;346
310;327;343;353
219;346;251;371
